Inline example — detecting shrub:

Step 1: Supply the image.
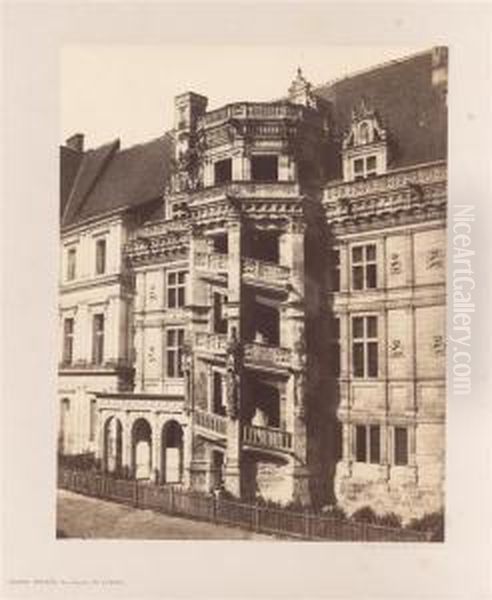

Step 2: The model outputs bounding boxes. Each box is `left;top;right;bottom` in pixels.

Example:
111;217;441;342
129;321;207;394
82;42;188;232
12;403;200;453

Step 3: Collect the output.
406;510;444;541
376;512;402;529
58;452;96;471
350;506;379;524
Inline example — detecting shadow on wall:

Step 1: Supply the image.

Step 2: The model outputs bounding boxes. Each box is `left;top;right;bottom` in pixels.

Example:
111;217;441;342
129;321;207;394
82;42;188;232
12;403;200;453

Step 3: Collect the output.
305;206;342;509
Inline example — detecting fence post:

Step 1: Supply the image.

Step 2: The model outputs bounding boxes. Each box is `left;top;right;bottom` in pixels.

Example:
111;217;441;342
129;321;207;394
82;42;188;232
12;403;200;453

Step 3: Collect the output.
133;479;139;508
254;504;260;533
304;511;310;539
170;485;175;514
212;494;218;523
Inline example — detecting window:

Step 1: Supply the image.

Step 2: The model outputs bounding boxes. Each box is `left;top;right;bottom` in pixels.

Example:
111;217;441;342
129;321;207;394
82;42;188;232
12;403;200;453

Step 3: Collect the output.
355;424;381;463
213;292;228;334
329;317;340;377
353;155;377;180
63;318;74;364
394;427;409;465
352;316;378;378
166;328;184;378
352;244;377;290
95;239;106;275
167;271;187;308
212;371;226;415
251;155;278;182
214;158;232;184
89;399;97;441
92;314;105;365
330;249;340;291
67;248;76;281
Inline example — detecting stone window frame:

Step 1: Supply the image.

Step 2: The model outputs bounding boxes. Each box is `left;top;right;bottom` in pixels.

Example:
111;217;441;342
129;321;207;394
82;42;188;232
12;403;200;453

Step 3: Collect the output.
351;243;377;290
166;269;187;309
354;423;382;464
351;314;379;378
94;237;107;276
393;425;409;466
166;326;185;379
66;246;77;281
62;317;75;364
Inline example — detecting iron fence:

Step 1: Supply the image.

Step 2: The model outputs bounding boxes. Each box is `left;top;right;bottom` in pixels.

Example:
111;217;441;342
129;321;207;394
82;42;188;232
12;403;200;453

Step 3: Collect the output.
57;467;431;542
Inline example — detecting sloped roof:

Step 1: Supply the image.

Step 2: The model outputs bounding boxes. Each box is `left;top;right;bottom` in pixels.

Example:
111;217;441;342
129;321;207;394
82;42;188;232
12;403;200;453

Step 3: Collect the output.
60;146;83;218
315;49;447;178
61;49;446;225
61;133;173;227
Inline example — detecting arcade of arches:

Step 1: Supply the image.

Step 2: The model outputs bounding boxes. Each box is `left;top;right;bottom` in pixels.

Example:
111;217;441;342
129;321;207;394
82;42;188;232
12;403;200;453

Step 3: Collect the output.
101;415;185;484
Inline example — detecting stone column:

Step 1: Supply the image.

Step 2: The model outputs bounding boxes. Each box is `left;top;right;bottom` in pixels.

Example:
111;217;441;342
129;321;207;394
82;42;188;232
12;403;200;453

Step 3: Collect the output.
224;205;243;498
151;413;161;484
122;412;132;477
280;218;310;505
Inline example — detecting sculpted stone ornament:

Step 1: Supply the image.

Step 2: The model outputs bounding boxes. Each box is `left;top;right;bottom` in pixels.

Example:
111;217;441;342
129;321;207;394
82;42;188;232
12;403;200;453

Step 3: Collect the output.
225;329;241;420
390;253;402;275
293;336;308;420
182;344;193;414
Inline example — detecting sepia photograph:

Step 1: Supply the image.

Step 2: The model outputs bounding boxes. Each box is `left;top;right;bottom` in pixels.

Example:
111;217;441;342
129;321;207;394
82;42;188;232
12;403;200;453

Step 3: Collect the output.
3;2;492;598
57;43;447;542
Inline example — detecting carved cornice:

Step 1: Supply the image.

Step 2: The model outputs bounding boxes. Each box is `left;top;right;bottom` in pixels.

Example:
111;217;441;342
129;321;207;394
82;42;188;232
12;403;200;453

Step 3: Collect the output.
324;164;446;233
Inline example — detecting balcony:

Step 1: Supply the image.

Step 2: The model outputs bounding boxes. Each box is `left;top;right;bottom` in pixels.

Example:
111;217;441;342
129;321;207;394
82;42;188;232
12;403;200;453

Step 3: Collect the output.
243;342;291;370
194;409;228;437
194;332;228;355
195;251;228;275
242;424;293;453
242;257;290;289
197;102;304;129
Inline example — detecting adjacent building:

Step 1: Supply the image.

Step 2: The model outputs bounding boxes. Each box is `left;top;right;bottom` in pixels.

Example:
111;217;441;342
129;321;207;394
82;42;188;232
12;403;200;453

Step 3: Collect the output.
58;47;447;521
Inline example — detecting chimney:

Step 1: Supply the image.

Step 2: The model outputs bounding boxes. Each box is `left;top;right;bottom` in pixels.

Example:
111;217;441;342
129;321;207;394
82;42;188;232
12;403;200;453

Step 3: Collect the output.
65;133;84;152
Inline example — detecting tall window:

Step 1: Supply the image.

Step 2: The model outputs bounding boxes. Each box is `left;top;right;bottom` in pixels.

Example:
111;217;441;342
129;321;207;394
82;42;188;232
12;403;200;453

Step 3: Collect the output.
89;399;97;441
167;271;187;308
352;244;377;290
166;328;184;378
355;424;381;463
329;317;340;377
330;249;340;291
214;158;232;184
251;155;278;182
95;239;107;275
67;248;76;281
394;427;409;465
352;316;378;378
63;318;74;364
92;314;105;365
213;292;228;334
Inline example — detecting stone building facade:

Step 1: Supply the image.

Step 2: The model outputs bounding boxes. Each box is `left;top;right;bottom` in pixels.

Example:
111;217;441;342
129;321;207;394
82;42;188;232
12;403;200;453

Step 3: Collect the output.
58;47;447;521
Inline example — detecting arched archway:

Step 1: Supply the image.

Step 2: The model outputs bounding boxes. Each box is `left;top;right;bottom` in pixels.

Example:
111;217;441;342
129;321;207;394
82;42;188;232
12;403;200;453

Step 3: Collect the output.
161;420;184;483
132;418;152;480
104;416;123;473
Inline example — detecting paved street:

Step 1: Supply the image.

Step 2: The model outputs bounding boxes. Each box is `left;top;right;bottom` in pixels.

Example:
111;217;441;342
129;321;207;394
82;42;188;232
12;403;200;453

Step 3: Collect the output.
57;490;274;540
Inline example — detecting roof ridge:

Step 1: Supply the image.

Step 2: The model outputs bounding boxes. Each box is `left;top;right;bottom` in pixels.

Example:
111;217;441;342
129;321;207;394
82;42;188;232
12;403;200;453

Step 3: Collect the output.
314;47;433;94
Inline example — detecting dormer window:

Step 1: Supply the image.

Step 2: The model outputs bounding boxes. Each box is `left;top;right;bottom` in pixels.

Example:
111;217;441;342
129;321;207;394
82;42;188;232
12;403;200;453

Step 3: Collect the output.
342;99;388;182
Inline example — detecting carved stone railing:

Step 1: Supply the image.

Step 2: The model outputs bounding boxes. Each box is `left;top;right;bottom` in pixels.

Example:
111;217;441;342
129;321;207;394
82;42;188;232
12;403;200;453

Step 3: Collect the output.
195;409;227;436
198;102;303;129
194;332;228;354
323;162;446;203
243;342;291;369
242;424;293;453
125;229;189;265
242;257;290;287
195;251;228;273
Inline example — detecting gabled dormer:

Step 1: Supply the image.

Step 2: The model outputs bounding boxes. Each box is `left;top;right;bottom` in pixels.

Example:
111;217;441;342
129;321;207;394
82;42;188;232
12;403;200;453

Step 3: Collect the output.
342;98;388;182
